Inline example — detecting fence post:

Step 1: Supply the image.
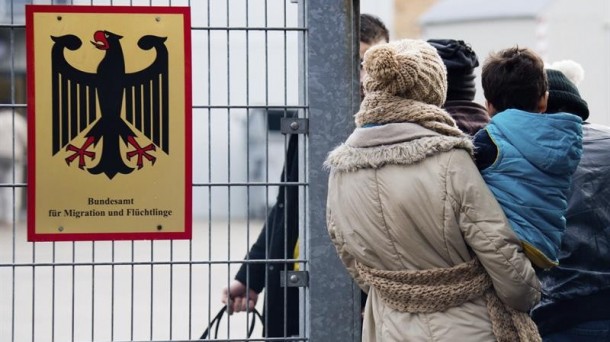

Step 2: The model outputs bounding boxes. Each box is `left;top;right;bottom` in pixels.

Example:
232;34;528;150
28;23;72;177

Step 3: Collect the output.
303;0;362;340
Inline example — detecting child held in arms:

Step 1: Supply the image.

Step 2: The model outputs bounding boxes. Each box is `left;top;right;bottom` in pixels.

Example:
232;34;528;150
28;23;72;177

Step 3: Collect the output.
474;47;583;269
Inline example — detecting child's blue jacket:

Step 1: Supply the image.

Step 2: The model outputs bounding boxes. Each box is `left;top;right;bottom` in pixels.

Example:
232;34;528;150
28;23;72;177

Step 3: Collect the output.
478;109;582;267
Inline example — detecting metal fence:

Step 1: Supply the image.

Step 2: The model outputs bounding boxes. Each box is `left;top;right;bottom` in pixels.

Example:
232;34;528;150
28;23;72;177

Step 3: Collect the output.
0;0;360;341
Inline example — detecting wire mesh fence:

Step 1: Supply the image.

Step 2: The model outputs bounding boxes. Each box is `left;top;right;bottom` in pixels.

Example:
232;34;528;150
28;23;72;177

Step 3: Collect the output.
0;0;361;341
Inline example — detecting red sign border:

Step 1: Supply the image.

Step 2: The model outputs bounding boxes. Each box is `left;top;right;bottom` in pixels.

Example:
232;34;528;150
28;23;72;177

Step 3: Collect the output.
26;5;192;241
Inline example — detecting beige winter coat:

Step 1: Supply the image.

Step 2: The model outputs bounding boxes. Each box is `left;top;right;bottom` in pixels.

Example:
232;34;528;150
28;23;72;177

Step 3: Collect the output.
325;122;540;342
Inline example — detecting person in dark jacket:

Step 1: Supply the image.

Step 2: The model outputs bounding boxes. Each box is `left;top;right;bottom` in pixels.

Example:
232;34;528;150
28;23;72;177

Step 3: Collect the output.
427;39;489;136
359;13;391;100
221;13;389;338
222;133;300;338
531;61;610;342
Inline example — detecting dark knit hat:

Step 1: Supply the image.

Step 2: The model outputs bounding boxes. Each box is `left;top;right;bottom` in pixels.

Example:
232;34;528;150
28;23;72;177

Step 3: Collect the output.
427;39;478;102
546;69;589;120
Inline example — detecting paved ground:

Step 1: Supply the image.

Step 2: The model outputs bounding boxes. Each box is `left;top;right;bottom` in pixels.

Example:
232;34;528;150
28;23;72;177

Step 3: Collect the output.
0;219;266;342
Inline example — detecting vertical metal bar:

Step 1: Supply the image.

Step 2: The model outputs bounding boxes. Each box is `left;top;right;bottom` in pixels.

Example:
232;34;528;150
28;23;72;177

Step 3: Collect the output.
186;1;193;339
47;1;61;332
11;226;14;342
263;0;270;337
168;6;175;341
225;0;232;338
282;1;289;338
8;167;15;332
11;173;15;342
91;242;95;341
31;245;35;342
9;0;16;232
305;0;361;341
187;0;197;332
71;243;75;342
111;243;115;340
52;243;56;342
206;1;213;339
189;173;193;339
130;241;135;341
150;241;154;339
298;1;309;338
169;242;174;339
7;2;35;338
244;0;252;337
188;11;194;334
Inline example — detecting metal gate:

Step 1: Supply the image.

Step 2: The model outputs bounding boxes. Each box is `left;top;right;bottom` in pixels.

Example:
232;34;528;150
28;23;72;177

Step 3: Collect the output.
0;0;361;341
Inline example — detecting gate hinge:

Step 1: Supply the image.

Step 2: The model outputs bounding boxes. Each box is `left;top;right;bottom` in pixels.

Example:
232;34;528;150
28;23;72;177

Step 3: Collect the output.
280;270;309;287
280;118;308;134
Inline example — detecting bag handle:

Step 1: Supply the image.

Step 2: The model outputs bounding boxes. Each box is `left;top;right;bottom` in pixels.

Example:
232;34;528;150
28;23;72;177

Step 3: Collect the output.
200;305;264;340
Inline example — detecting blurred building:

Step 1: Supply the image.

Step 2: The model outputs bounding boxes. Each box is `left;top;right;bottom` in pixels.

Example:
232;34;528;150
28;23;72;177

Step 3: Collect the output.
374;0;610;125
0;0;30;222
0;0;27;106
419;0;610;125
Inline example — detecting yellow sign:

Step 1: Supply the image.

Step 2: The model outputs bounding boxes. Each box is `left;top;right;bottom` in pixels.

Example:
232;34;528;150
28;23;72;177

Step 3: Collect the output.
26;5;192;241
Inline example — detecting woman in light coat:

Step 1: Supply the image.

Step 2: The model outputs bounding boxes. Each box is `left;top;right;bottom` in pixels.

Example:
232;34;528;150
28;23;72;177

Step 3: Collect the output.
325;39;541;342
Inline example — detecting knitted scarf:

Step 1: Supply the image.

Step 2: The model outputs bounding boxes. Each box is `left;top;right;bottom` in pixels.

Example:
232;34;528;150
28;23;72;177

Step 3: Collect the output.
356;259;541;342
356;91;465;138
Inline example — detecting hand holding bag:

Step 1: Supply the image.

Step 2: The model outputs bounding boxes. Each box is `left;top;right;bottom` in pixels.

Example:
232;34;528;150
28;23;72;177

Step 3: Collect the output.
199;305;264;340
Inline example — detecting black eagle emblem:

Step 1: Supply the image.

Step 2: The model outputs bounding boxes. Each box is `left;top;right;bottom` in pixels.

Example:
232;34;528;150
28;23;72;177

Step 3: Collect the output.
51;30;169;179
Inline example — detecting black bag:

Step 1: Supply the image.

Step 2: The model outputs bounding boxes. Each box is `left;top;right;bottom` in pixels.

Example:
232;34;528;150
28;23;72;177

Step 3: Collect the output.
200;305;264;340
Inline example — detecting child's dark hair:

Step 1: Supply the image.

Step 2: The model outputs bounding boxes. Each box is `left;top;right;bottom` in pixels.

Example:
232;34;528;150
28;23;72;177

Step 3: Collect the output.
360;14;389;44
482;47;547;113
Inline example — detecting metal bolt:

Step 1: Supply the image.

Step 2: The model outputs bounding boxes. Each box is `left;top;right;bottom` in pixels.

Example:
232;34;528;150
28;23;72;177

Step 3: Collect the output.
156;225;163;230
290;121;299;130
58;226;64;232
289;274;299;283
57;16;62;21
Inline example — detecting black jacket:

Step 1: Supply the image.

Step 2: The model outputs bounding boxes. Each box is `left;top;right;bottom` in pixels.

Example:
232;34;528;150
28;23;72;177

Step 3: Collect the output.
531;123;610;335
235;134;299;338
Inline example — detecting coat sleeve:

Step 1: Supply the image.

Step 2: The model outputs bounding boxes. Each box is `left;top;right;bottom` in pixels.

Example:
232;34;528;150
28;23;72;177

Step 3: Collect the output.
326;182;370;294
446;150;540;312
473;129;497;171
234;134;300;294
234;209;273;294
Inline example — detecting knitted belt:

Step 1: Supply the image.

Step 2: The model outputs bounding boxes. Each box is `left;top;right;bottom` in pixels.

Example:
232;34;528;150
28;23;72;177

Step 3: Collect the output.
356;258;541;342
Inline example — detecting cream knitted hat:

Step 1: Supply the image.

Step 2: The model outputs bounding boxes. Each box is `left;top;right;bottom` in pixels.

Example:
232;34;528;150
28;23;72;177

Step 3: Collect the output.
362;39;448;107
